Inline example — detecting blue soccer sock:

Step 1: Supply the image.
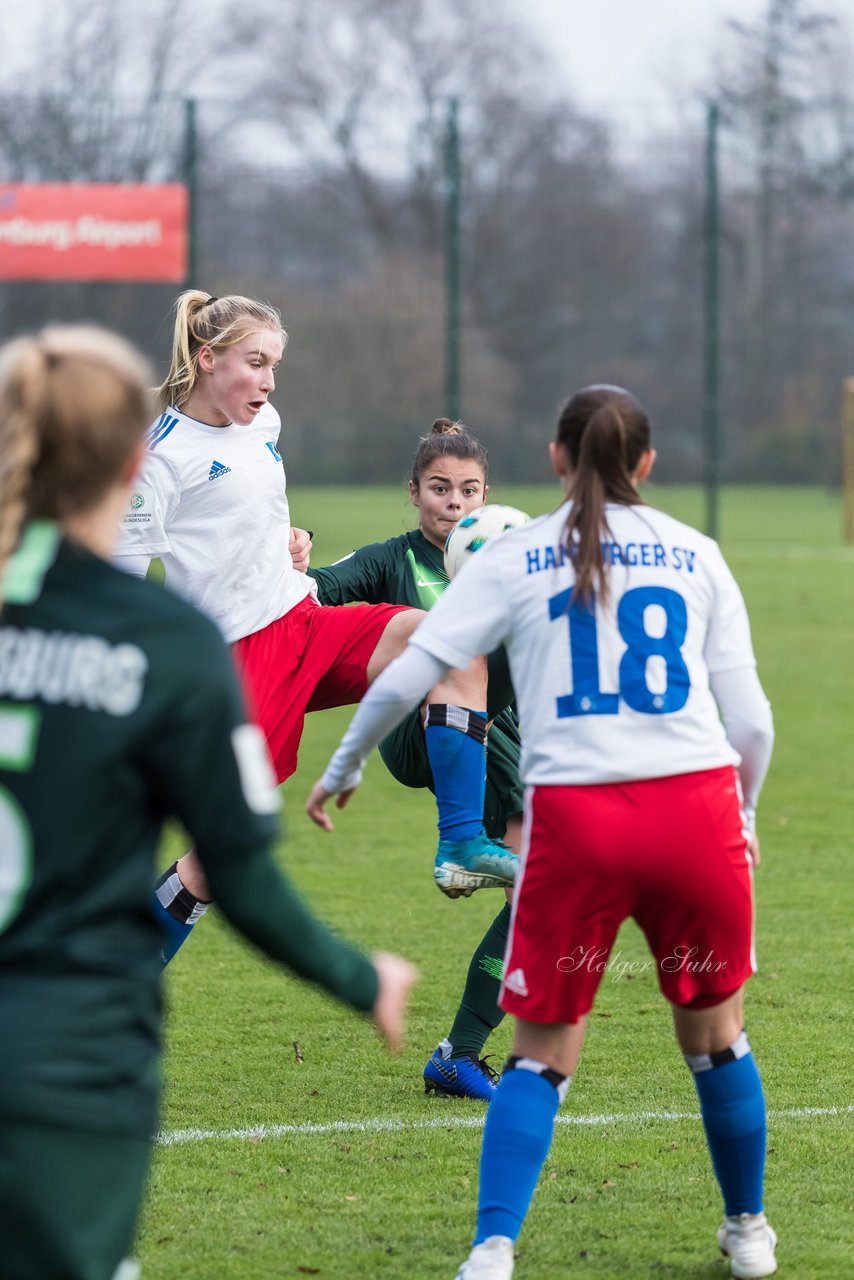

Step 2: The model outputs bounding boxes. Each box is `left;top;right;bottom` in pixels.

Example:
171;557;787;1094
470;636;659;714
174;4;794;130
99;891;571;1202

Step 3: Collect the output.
686;1031;767;1216
424;705;488;842
474;1060;568;1244
153;861;210;966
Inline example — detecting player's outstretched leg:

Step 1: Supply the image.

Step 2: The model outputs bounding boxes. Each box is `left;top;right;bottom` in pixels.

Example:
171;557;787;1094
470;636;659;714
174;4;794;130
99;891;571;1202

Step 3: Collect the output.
425;705;519;896
369;615;519;895
424;901;510;1100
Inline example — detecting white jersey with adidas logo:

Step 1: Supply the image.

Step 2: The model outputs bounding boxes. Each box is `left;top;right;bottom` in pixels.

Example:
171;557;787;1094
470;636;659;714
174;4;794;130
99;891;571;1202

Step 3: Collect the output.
409;501;755;786
117;403;315;643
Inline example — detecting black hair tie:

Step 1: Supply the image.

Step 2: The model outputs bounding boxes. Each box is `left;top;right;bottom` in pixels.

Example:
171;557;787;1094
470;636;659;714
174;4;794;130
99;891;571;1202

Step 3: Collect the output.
206;295;218;306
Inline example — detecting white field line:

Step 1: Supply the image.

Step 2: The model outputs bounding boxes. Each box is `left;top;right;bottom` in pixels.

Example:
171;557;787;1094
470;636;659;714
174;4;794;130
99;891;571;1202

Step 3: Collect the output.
157;1103;853;1147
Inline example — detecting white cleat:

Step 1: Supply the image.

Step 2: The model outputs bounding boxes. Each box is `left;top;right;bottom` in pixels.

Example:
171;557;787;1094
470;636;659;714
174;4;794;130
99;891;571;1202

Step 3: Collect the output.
717;1212;778;1278
434;834;519;899
454;1235;515;1279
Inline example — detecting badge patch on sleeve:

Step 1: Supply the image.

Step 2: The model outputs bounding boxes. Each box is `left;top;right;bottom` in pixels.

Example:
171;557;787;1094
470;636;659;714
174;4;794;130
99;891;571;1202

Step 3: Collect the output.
123;483;155;526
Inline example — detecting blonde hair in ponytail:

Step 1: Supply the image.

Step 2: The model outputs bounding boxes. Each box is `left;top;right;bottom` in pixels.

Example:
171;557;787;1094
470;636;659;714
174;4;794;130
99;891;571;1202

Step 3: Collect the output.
0;342;41;598
157;290;288;411
0;325;153;598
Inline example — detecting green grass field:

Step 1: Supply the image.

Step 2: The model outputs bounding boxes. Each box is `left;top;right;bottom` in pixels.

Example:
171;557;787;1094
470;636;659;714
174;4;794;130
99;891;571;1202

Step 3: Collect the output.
139;486;853;1279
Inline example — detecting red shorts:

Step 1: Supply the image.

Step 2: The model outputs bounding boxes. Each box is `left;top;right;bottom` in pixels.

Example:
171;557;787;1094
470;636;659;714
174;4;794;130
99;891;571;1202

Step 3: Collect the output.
232;594;410;782
501;767;755;1023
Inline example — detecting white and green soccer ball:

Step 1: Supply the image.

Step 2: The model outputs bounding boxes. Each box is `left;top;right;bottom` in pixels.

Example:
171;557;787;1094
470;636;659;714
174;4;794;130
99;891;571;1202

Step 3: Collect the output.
443;503;531;579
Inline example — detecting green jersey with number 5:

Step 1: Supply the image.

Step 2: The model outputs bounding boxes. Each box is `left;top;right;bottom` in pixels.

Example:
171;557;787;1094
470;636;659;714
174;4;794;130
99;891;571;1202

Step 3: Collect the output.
0;524;376;1137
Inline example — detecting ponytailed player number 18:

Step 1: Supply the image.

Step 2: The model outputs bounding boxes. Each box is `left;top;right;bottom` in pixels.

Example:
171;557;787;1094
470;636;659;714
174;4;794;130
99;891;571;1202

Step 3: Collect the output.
444;505;691;722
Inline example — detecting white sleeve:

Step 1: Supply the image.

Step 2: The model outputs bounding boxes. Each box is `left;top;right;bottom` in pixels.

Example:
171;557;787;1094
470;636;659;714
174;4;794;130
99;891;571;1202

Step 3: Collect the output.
113;554;151;578
321;646;450;793
709;666;774;829
321;539;513;794
116;449;180;558
703;543;757;673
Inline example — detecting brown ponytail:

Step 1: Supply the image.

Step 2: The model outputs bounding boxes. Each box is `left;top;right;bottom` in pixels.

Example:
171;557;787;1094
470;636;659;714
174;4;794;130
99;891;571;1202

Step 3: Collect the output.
557;385;651;604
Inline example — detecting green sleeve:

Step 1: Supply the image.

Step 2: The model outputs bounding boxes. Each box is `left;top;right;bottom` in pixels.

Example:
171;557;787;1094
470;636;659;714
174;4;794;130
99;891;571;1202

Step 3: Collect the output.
143;611;378;1012
204;853;379;1011
308;540;396;605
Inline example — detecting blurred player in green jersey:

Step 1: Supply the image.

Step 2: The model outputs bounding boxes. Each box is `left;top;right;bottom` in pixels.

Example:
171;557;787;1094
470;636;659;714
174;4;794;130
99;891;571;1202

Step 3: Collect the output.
0;325;416;1280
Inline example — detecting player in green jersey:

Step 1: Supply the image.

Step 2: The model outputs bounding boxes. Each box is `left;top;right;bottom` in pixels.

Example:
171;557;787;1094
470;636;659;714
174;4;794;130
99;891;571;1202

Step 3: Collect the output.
309;419;524;1102
0;325;416;1280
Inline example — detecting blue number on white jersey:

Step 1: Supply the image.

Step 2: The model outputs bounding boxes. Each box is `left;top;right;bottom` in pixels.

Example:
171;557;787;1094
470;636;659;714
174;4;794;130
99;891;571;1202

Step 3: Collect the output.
549;589;618;717
549;585;690;717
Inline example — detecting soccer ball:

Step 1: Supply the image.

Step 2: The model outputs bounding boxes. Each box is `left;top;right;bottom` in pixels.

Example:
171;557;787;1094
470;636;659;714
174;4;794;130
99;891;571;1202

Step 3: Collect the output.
443;504;530;579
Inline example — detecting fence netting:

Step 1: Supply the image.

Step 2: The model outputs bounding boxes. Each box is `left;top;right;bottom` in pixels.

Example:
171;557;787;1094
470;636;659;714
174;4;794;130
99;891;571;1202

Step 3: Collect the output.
1;91;851;489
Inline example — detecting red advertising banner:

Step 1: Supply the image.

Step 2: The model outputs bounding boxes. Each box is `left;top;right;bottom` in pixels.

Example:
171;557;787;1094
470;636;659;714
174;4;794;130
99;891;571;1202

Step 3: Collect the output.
0;184;188;281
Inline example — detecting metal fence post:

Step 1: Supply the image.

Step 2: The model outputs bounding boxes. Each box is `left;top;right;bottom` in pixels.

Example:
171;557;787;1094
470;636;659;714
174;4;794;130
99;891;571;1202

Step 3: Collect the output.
183;98;198;290
842;378;854;542
444;96;462;421
704;99;721;540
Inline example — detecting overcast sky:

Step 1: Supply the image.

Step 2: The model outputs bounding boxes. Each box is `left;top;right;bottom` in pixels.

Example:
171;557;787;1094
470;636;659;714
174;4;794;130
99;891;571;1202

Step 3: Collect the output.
3;0;851;118
519;0;787;110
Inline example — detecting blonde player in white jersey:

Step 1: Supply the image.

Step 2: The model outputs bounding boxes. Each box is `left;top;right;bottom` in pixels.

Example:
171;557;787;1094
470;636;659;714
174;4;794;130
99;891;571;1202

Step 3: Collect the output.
307;385;777;1280
115;291;518;962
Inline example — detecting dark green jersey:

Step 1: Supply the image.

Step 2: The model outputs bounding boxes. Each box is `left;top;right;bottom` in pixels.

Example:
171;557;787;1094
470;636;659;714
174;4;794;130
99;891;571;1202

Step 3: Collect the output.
311;529;449;611
0;525;376;1136
309;529;516;717
309;528;524;834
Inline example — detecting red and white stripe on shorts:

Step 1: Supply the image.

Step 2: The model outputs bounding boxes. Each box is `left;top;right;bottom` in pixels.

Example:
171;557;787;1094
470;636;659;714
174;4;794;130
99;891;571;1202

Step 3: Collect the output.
500;767;755;1023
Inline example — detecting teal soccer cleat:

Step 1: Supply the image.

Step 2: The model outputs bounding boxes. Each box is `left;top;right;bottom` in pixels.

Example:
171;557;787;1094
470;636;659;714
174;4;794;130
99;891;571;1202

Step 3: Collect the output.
434;832;519;898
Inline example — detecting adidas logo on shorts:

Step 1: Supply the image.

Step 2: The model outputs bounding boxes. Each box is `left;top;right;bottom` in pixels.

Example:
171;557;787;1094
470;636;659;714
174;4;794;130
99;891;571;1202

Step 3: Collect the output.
504;968;529;997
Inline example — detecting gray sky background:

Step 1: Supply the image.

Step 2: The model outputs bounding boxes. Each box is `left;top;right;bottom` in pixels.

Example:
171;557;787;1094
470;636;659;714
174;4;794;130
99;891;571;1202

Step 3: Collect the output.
3;0;852;118
519;0;839;109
